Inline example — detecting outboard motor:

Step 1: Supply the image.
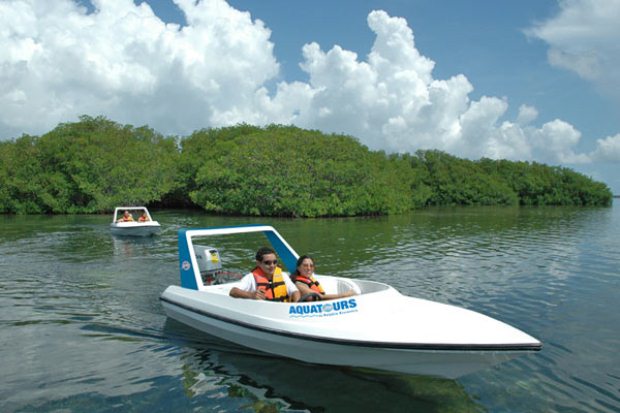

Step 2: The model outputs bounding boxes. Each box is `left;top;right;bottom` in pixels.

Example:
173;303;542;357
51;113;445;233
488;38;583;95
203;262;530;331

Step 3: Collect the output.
193;245;222;285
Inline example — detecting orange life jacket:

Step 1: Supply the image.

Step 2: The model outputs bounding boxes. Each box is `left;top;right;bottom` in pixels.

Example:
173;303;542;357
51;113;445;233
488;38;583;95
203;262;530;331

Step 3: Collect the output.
252;267;289;302
293;274;325;294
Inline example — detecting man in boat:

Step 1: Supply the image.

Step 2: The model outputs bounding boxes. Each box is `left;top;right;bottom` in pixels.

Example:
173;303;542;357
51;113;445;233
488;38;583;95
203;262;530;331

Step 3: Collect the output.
229;247;301;302
117;210;134;222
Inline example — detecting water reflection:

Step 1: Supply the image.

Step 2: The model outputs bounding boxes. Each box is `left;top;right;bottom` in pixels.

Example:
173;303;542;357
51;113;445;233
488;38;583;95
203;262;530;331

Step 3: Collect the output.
111;235;157;259
164;320;484;413
1;205;618;412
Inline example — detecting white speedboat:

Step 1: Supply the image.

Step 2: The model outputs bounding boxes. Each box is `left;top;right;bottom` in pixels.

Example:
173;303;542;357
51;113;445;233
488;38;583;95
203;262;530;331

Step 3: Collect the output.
160;224;541;379
110;206;161;237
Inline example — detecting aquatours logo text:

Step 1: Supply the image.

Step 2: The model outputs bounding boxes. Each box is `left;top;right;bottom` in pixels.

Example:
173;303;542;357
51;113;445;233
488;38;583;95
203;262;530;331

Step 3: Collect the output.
289;298;358;318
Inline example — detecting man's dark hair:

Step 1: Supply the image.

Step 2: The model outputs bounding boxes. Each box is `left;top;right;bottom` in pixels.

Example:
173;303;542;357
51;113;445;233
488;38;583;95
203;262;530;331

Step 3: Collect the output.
255;246;276;262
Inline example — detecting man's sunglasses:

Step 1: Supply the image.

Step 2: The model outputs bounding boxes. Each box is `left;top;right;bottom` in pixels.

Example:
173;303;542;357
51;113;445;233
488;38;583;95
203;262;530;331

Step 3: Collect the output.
261;260;278;266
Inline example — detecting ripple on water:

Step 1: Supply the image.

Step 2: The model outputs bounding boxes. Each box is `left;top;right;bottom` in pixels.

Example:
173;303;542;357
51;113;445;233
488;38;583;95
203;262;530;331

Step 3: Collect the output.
1;207;619;412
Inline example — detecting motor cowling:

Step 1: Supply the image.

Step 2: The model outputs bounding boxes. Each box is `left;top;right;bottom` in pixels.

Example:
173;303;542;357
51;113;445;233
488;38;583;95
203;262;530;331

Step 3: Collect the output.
193;245;222;274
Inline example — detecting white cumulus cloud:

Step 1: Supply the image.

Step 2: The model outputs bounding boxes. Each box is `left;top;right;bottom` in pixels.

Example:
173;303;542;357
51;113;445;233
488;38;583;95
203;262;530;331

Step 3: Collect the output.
285;9;599;167
590;134;620;162
0;0;279;137
525;0;620;102
0;0;618;180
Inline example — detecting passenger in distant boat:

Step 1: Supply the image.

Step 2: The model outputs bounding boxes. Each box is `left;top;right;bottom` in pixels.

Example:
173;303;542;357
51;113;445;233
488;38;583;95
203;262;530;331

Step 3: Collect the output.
229;247;301;302
292;255;356;301
118;210;134;222
138;212;150;222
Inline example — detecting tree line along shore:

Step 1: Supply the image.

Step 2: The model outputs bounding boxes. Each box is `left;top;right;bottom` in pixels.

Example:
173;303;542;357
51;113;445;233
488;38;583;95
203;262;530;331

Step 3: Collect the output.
0;116;613;216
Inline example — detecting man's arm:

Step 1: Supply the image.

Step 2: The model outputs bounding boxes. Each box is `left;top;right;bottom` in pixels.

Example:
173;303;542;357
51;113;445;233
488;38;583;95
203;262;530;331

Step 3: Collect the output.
229;286;265;300
230;273;264;300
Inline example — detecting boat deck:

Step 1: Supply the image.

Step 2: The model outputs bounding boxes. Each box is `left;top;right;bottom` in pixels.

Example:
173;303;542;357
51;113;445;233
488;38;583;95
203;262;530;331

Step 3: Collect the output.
200;272;367;297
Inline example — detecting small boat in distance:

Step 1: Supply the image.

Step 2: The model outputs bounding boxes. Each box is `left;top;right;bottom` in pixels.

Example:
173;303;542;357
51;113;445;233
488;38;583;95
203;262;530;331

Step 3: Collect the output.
160;224;542;379
110;206;161;237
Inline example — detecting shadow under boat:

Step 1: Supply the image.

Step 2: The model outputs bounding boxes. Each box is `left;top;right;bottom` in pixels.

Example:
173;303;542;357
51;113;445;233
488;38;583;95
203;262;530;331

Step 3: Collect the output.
163;318;486;413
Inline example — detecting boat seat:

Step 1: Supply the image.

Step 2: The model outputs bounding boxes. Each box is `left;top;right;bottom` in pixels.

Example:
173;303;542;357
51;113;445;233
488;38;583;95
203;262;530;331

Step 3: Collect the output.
351;279;390;294
336;279;362;295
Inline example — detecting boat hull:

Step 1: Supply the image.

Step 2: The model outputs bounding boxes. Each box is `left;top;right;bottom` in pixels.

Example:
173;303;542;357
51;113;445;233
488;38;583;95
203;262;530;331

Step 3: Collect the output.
161;284;539;379
161;224;541;379
110;223;160;237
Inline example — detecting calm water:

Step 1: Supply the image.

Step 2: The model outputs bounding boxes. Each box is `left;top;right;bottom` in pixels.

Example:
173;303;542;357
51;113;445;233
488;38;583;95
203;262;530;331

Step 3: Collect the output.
1;204;619;412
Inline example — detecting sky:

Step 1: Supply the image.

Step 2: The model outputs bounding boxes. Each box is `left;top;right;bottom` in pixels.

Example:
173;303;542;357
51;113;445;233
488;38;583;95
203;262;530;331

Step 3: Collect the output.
1;0;619;193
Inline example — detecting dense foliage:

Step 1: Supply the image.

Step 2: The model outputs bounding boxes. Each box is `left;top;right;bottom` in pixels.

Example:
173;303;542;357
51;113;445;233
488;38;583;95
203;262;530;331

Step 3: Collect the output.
181;125;413;217
477;158;612;206
0;116;179;213
0;117;613;215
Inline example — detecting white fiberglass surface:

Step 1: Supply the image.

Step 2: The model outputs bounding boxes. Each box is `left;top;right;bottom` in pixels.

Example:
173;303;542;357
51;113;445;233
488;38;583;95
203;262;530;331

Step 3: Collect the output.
163;285;537;347
112;221;160;227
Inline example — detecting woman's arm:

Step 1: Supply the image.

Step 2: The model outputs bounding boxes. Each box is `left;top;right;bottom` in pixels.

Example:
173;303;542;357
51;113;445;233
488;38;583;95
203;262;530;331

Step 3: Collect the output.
295;282;355;301
321;290;356;300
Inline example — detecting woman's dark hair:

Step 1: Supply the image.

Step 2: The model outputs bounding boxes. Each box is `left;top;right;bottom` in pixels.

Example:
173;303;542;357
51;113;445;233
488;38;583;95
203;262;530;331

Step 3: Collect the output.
293;255;314;276
255;246;276;262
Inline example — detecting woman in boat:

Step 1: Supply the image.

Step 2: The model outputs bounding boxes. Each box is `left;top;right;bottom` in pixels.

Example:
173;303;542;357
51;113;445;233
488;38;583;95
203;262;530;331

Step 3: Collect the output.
229;247;301;302
138;212;150;222
292;255;356;301
117;210;134;222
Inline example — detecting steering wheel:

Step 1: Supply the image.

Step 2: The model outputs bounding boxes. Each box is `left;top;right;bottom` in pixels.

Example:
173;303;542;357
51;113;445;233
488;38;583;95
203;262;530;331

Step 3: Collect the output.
299;292;322;302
